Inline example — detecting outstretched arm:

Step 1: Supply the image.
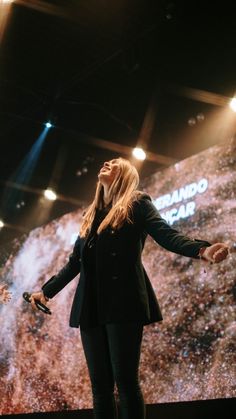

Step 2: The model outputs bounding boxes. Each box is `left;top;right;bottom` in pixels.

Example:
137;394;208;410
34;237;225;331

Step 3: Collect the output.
140;194;229;262
140;194;212;258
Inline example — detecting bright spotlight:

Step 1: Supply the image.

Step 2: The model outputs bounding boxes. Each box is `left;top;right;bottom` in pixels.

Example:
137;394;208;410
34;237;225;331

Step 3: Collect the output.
0;220;4;229
132;147;146;161
44;188;57;201
2;1;14;3
229;97;236;112
45;121;53;129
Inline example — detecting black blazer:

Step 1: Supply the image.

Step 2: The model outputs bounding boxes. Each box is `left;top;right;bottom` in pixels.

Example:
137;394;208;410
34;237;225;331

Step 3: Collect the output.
42;193;211;327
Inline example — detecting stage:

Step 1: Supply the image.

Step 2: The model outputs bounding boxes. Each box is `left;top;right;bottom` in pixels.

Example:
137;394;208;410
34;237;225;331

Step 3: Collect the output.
2;398;235;419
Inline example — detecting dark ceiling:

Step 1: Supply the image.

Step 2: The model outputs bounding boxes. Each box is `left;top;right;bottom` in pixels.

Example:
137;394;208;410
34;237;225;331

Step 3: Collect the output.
0;0;236;242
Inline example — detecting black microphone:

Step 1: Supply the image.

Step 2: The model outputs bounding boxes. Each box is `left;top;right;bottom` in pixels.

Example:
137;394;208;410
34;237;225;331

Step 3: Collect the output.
23;292;52;315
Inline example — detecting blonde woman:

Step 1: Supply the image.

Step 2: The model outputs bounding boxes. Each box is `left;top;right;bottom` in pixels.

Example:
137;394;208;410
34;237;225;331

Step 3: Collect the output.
30;157;229;419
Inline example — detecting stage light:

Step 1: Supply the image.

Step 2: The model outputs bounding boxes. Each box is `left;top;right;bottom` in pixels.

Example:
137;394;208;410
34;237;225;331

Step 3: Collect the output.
196;113;205;122
0;220;4;229
132;147;146;161
188;117;196;126
45;121;53;129
229;97;236;112
16;200;25;209
44;188;57;201
2;1;14;3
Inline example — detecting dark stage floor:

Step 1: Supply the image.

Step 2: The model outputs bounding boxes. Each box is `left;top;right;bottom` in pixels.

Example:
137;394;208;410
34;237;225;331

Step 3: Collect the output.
3;398;235;419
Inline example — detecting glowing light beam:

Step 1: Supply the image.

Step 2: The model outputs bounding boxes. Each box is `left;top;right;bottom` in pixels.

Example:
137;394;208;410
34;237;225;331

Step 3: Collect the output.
1;125;51;214
15;126;50;185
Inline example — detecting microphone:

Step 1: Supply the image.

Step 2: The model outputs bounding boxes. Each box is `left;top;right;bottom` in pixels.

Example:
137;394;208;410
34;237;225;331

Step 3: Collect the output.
23;292;52;315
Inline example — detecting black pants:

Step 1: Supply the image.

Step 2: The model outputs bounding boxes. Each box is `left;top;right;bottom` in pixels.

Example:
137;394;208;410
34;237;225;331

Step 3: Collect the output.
80;323;145;419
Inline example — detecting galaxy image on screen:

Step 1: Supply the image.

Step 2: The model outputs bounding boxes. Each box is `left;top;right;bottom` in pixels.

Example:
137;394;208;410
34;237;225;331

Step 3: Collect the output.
0;138;235;415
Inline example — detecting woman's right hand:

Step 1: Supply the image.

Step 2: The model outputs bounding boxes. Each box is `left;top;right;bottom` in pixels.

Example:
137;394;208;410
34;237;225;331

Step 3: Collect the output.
29;291;49;311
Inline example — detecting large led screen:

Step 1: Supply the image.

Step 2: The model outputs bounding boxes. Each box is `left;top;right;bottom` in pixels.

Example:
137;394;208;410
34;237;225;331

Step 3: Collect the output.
0;137;235;414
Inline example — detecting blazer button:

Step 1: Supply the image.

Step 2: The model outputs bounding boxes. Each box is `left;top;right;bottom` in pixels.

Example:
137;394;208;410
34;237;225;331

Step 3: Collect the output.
110;229;115;234
111;252;117;257
112;275;118;280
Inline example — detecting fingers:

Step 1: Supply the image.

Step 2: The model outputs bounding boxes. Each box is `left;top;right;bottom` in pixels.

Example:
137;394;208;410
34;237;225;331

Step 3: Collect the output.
29;293;41;310
29;292;48;311
3;296;11;303
0;289;11;304
203;243;230;264
29;295;38;310
0;285;9;299
5;291;12;302
213;247;229;263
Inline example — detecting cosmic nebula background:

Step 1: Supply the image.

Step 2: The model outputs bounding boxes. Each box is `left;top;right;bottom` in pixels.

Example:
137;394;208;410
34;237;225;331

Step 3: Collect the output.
0;138;235;414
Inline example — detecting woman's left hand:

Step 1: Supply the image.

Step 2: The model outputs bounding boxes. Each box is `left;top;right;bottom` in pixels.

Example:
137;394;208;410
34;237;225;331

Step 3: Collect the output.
201;243;230;263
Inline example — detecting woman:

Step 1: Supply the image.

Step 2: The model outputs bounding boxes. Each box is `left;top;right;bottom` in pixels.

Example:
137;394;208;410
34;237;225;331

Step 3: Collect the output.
30;157;229;419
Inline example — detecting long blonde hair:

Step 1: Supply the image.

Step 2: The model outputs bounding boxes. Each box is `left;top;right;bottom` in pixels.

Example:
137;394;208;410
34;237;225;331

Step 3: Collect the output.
80;157;140;237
